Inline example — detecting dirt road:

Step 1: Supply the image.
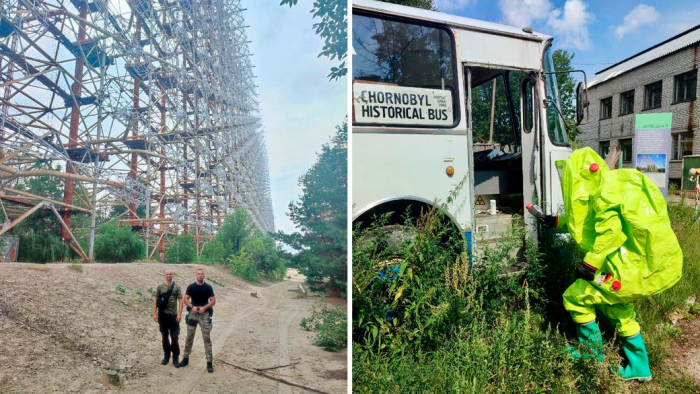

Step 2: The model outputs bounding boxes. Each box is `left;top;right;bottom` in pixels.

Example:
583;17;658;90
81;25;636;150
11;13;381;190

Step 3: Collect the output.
0;263;347;394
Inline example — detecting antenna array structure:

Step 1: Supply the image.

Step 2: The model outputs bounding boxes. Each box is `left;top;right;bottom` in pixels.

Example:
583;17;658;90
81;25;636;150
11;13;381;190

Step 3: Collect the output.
0;0;273;261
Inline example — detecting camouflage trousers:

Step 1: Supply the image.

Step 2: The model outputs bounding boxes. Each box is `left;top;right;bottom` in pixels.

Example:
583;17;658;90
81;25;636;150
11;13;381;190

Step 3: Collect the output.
183;312;213;361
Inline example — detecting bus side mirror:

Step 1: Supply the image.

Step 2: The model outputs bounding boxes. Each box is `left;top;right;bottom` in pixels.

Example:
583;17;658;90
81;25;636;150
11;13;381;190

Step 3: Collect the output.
576;82;589;125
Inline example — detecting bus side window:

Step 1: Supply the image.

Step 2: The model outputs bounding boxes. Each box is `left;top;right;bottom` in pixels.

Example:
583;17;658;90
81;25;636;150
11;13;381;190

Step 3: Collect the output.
522;79;534;133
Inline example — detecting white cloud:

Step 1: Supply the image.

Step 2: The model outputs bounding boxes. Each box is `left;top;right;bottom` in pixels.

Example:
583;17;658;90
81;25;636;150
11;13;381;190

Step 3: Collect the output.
615;4;660;39
499;0;593;51
547;0;593;50
435;0;476;12
498;0;552;28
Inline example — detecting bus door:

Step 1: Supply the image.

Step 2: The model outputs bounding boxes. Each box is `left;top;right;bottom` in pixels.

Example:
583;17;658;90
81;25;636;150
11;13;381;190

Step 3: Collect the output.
465;64;527;252
539;45;573;216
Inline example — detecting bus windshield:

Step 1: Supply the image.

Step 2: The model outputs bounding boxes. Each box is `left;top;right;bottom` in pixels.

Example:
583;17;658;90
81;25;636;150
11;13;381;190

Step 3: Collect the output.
543;45;569;145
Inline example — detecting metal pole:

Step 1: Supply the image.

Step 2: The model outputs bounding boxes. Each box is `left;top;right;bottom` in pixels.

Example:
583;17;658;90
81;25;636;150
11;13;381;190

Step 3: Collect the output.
145;185;150;259
61;4;88;242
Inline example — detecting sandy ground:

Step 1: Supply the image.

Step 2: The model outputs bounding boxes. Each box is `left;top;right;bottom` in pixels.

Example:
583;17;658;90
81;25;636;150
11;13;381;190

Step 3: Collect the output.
0;263;347;394
664;316;700;383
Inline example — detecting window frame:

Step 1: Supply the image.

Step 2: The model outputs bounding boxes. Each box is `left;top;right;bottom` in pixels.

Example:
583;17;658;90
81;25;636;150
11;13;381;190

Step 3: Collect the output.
671;132;693;161
599;140;611;158
643;81;662;110
619;90;635;116
673;70;697;104
521;76;534;134
600;97;612;120
351;10;461;129
619;138;633;163
542;43;569;146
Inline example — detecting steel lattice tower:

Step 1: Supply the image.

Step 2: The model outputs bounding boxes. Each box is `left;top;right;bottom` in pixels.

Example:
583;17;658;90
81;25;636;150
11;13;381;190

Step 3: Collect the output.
0;0;274;261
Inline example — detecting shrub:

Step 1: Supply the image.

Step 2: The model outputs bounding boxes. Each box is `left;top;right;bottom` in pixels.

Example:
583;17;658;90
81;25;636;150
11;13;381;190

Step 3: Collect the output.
240;236;287;279
17;230;70;263
94;221;145;262
300;297;347;352
228;251;261;283
217;207;256;260
165;233;196;264
200;238;225;264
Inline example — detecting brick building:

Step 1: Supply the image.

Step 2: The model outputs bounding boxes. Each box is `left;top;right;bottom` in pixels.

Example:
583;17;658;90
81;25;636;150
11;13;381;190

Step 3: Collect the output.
580;25;700;183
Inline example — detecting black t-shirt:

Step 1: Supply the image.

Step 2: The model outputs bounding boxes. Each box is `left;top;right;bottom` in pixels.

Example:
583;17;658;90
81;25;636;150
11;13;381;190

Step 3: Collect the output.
186;282;215;310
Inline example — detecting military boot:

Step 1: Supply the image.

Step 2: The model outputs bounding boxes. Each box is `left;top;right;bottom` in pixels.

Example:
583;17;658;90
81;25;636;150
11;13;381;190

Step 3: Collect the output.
618;333;652;382
567;320;604;362
207;361;213;373
179;357;189;367
172;354;180;368
161;352;170;365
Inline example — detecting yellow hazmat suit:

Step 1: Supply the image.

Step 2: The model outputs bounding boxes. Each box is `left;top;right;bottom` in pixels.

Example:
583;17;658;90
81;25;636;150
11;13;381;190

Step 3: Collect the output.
556;147;682;337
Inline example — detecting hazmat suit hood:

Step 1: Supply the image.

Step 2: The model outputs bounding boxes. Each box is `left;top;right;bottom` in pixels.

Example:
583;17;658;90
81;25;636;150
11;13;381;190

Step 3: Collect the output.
559;147;609;251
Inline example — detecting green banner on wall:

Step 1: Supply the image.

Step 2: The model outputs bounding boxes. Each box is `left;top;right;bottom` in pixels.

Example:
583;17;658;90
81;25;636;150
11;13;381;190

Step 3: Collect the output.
634;113;673;130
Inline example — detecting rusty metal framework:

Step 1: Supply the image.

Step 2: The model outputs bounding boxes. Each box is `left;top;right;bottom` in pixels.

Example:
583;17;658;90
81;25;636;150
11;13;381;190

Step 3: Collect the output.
0;0;273;261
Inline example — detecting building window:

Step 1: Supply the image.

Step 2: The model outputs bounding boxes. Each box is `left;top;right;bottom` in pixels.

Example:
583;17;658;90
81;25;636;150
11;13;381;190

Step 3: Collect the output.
674;70;697;103
644;81;662;109
599;140;610;158
672;132;693;160
619;90;635;115
620;138;633;162
600;97;612;119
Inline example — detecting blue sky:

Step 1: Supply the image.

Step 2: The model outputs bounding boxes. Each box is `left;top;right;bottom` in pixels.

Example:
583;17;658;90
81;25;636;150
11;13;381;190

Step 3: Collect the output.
245;1;347;235
433;0;700;81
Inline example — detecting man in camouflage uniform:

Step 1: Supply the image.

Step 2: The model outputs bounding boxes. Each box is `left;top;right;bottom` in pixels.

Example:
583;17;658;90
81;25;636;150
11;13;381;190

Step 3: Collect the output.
152;269;184;367
179;268;216;373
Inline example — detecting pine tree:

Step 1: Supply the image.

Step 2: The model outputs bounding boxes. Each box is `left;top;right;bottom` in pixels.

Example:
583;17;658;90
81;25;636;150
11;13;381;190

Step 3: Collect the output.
277;120;347;291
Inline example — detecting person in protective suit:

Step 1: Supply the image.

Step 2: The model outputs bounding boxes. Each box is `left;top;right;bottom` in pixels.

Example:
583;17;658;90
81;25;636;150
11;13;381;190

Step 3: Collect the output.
540;147;682;381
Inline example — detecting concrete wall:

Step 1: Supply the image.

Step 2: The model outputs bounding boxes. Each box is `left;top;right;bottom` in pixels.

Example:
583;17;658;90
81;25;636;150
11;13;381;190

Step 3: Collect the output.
579;43;700;180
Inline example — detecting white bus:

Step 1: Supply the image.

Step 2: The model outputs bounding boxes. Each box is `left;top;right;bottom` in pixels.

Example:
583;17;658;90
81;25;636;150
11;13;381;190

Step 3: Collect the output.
352;0;584;254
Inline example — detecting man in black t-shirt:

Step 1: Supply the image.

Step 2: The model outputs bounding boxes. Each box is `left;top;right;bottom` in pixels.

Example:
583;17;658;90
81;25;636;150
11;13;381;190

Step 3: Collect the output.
179;268;216;373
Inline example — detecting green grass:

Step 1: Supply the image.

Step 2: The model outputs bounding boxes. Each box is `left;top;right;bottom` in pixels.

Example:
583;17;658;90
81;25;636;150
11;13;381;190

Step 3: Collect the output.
208;277;225;287
67;263;83;272
352;203;700;393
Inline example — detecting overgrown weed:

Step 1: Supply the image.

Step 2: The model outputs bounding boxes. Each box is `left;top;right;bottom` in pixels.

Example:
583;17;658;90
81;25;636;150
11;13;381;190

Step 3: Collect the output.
300;295;347;352
353;201;700;392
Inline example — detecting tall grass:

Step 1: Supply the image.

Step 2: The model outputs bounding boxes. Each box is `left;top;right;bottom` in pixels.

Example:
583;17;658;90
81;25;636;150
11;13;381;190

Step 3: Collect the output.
353;202;700;393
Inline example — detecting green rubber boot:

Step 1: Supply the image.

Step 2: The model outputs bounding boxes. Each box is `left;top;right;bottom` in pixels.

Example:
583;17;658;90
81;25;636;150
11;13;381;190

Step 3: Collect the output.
618;333;652;382
567;321;604;362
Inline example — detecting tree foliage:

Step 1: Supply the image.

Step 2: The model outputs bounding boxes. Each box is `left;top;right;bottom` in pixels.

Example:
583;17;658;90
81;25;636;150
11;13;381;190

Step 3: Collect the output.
202;208;287;280
217;207;256;259
238;236;287;279
552;49;581;143
200;238;225;264
471;71;525;150
380;0;435;10
165;232;196;264
280;0;347;81
277;120;347;290
3;161;72;262
94;221;145;262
